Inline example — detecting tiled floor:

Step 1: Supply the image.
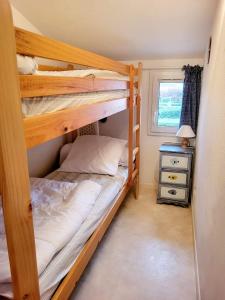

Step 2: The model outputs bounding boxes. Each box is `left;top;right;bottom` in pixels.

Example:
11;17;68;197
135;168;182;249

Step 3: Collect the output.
70;187;196;300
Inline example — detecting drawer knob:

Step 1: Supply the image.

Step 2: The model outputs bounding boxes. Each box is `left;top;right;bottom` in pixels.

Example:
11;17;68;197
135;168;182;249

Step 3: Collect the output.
171;158;179;165
168;175;177;180
168;189;177;195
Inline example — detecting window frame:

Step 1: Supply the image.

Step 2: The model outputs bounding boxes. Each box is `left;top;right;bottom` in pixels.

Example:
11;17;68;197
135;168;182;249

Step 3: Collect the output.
148;69;184;136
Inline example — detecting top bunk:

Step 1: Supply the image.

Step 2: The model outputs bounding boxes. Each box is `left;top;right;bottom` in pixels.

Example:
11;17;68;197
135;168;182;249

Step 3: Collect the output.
14;27;141;149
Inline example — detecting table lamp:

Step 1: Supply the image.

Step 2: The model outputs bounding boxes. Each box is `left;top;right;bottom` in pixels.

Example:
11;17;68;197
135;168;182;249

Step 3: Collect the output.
176;125;195;147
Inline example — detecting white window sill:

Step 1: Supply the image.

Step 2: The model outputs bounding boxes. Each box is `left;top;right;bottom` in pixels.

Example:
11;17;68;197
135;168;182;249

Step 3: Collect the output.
148;131;178;137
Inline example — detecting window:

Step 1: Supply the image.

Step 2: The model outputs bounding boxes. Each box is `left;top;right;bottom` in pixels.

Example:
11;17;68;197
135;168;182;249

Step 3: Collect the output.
149;69;184;135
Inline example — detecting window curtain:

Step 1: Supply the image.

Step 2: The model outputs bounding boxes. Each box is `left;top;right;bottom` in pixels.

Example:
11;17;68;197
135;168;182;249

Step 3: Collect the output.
179;65;203;134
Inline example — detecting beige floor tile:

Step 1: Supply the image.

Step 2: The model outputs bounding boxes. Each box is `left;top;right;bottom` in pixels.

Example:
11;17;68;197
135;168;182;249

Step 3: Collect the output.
70;187;196;300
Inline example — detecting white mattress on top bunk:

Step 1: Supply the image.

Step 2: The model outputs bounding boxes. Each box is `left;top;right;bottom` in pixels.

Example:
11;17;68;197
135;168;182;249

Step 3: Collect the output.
0;166;128;300
34;69;129;81
22;89;129;117
22;68;130;117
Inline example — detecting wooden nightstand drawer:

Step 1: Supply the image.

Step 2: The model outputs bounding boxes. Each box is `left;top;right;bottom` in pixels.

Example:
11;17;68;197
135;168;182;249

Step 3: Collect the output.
159;185;188;202
161;154;190;170
160;171;188;185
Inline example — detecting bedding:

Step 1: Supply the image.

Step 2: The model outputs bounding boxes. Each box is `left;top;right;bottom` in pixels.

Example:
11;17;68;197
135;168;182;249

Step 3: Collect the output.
59;140;135;167
0;166;128;299
34;69;129;81
59;135;127;176
119;145;136;167
17;54;37;74
22;89;130;117
0;178;101;283
21;66;131;118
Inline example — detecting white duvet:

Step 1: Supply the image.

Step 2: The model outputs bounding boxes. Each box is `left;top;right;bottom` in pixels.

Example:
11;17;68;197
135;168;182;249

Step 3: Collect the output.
0;178;101;283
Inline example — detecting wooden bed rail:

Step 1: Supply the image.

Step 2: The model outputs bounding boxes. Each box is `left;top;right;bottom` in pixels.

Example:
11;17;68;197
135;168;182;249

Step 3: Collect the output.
24;98;128;148
15;27;130;75
38;64;75;71
20;75;129;97
0;1;40;299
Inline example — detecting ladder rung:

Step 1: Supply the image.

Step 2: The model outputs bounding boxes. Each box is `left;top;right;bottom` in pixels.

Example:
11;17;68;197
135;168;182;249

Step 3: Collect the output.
134;82;138;88
132;168;139;181
133;147;139;156
133;124;140;132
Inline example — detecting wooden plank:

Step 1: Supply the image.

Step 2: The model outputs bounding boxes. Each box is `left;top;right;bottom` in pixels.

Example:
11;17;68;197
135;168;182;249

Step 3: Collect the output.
133;124;140;132
20;75;129;97
38;64;74;71
134;62;142;199
15;27;129;75
133;147;139;156
128;65;135;182
52;182;130;300
24;98;128;148
132;168;139;181
0;1;40;299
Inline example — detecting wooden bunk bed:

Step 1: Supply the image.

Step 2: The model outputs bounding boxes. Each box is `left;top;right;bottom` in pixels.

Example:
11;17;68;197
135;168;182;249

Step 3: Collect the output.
0;1;142;299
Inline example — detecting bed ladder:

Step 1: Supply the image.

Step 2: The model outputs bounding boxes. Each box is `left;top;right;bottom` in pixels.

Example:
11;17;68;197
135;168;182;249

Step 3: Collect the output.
128;63;142;198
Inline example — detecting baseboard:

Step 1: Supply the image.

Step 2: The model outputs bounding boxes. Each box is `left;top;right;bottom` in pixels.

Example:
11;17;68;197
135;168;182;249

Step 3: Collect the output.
191;193;201;300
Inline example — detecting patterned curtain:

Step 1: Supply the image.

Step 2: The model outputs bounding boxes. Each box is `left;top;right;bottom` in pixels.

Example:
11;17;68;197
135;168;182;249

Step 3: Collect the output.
179;65;203;134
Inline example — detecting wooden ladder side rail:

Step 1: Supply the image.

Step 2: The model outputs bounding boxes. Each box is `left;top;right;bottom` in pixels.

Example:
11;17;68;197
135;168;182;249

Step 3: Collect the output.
128;65;135;183
134;62;143;198
15;27;129;75
0;1;40;299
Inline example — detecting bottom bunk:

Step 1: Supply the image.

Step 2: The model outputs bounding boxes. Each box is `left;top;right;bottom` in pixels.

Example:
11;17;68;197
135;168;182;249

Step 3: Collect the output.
0;166;129;300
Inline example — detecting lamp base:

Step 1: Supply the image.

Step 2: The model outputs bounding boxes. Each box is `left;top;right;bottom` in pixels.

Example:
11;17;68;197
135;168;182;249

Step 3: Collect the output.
181;137;190;148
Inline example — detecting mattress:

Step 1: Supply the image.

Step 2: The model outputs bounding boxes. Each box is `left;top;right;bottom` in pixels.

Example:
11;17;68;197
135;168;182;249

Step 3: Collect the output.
0;166;128;299
22;90;129;117
34;69;129;81
22;68;130;117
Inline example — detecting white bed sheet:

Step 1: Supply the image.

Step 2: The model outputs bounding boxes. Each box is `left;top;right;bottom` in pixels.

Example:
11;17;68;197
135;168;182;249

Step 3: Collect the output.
34;69;129;81
0;166;128;299
22;89;129;117
0;178;101;283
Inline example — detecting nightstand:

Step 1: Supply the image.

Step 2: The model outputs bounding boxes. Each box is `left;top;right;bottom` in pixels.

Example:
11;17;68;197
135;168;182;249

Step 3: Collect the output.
157;143;194;207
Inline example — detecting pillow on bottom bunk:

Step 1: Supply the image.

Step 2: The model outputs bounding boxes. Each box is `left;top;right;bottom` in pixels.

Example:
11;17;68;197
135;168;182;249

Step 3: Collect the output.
59;135;126;175
59;139;135;167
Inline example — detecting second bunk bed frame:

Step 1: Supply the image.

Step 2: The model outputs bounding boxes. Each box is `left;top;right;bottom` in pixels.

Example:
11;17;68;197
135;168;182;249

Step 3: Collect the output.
0;1;142;299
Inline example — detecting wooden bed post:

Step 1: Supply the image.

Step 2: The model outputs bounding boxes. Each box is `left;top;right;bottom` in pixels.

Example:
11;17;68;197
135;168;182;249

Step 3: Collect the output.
134;62;142;198
128;65;135;183
0;1;40;299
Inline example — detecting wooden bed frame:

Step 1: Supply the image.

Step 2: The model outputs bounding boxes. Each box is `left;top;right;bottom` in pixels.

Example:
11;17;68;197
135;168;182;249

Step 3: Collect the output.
0;1;142;299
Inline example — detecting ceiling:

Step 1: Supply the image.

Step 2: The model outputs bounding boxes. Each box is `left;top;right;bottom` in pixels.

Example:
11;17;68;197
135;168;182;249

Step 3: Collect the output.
11;0;218;60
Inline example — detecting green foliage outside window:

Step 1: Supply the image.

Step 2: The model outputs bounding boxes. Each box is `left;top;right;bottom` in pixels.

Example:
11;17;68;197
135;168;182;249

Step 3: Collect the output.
157;82;183;127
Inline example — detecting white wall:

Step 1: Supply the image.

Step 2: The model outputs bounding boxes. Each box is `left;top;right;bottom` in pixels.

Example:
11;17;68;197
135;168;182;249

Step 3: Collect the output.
11;5;41;33
100;58;203;188
11;5;65;177
192;0;225;299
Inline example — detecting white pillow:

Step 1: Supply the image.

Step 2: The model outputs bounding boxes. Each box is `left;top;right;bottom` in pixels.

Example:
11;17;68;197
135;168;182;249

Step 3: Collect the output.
59;143;73;165
59;135;126;175
59;140;136;167
119;145;135;167
17;54;37;74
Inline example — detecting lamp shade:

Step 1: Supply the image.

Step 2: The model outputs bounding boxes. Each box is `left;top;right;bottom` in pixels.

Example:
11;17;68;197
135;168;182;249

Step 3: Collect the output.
176;125;195;138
